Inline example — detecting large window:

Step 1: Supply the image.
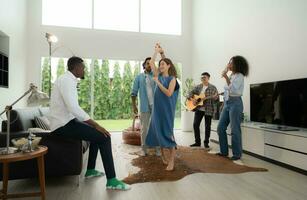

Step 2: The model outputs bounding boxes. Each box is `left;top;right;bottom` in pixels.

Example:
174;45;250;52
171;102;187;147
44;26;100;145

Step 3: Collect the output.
42;0;181;35
94;0;139;32
42;0;92;29
41;57;182;130
141;0;181;35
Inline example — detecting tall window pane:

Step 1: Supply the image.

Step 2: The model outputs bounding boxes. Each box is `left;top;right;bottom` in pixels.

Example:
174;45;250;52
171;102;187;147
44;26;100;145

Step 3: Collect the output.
94;0;139;32
141;0;181;35
41;57;182;130
42;0;92;28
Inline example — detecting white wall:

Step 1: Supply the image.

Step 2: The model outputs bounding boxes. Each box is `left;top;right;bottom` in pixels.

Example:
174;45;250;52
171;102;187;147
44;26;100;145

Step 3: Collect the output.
4;0;306;129
0;0;28;128
192;0;307;118
26;0;193;88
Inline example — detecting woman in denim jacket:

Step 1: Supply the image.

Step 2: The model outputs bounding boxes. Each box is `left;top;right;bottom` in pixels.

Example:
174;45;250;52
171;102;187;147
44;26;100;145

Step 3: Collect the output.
217;56;249;161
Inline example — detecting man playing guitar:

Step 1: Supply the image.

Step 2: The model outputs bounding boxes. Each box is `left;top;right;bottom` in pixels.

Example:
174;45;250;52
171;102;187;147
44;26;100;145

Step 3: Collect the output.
187;72;219;149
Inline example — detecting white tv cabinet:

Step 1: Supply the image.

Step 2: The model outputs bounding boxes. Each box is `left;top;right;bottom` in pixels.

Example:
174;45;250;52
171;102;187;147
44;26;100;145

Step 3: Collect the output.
210;120;307;173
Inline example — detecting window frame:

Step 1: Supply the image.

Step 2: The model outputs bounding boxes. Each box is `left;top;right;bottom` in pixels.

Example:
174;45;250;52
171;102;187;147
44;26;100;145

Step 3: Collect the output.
42;0;182;35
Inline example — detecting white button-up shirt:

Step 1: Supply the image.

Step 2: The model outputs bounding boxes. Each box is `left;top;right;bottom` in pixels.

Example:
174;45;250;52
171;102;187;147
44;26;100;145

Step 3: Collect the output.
48;71;90;131
145;74;154;106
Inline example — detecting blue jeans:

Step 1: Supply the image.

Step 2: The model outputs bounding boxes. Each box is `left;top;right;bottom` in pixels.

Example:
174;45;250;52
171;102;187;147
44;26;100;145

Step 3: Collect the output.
217;97;243;158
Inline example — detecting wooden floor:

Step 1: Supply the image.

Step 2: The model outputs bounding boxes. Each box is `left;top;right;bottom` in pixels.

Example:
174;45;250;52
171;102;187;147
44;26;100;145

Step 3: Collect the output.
2;131;307;200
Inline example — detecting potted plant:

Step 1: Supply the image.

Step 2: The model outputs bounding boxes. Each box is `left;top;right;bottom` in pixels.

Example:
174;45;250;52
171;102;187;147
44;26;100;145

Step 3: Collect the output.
181;78;194;109
181;78;195;131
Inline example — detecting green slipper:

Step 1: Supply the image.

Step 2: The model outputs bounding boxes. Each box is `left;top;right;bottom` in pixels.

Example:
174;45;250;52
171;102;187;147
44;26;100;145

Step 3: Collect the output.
106;178;131;191
85;169;105;178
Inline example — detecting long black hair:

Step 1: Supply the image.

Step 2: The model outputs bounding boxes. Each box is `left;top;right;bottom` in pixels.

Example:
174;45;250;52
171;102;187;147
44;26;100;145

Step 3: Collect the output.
231;55;249;76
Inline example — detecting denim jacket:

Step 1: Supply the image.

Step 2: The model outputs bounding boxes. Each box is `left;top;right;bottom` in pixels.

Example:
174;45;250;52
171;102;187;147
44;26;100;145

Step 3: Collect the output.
131;72;155;113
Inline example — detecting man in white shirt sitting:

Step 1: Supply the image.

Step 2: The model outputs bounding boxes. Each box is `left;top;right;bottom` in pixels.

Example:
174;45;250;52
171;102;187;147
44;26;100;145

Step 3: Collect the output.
48;56;130;190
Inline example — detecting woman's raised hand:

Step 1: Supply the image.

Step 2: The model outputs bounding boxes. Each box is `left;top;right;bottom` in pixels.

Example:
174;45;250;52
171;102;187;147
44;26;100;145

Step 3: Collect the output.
159;46;164;54
221;70;228;78
155;43;162;53
221;64;229;78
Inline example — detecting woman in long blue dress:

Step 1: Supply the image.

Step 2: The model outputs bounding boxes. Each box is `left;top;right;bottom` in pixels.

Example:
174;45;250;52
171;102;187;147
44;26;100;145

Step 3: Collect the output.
146;44;179;171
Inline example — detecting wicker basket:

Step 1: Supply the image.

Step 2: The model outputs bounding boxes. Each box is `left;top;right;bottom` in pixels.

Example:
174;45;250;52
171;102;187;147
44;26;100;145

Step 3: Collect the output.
122;116;141;146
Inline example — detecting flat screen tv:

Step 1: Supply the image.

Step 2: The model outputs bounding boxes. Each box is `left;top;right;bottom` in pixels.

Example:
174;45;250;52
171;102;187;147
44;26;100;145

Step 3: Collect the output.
250;78;307;130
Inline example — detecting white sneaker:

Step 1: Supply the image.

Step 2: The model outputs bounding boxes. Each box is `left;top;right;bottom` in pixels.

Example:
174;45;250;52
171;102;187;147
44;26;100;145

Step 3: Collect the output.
204;146;212;151
233;159;244;165
208;150;218;154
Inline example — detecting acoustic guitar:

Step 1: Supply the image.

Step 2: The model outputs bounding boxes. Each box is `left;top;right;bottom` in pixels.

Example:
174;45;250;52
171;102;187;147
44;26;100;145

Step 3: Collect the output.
186;92;223;111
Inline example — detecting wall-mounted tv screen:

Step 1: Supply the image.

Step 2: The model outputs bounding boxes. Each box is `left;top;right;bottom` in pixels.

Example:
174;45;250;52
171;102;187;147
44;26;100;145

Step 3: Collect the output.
250;78;307;129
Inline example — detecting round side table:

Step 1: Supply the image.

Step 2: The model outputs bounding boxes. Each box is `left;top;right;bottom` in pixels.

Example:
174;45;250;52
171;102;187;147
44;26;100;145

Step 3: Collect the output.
0;146;48;200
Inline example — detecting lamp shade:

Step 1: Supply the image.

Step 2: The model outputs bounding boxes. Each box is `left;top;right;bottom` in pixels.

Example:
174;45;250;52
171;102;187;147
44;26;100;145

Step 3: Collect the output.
27;84;49;106
45;32;58;43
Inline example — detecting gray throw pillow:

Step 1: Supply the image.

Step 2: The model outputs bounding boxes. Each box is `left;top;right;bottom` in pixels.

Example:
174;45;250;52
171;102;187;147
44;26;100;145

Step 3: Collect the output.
34;116;50;130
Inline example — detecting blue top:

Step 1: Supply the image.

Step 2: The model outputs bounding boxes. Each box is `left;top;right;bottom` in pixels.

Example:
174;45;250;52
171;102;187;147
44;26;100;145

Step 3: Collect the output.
146;75;179;148
131;72;155;113
224;73;244;101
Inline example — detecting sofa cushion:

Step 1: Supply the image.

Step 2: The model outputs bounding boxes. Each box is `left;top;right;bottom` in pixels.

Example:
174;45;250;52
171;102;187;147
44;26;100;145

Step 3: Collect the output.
34;116;50;130
14;107;41;131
